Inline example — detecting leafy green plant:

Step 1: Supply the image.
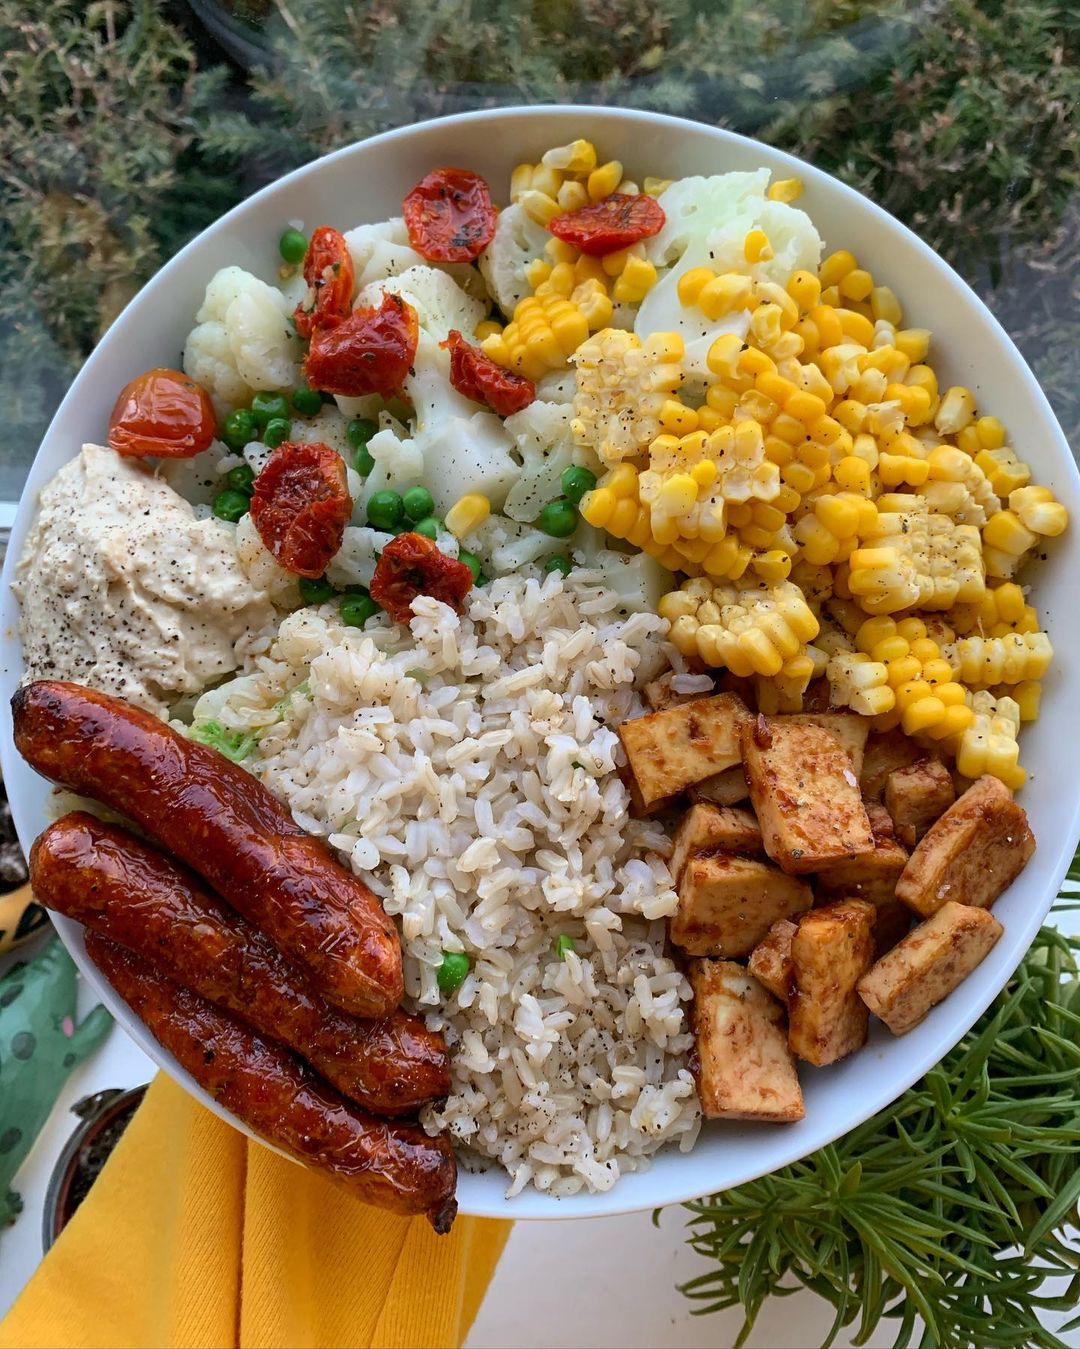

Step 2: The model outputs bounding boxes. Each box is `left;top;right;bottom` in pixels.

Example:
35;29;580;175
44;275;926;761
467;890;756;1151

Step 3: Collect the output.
679;886;1080;1348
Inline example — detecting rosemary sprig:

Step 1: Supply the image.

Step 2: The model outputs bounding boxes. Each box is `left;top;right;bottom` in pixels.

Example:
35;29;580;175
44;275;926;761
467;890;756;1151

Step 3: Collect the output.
680;860;1080;1349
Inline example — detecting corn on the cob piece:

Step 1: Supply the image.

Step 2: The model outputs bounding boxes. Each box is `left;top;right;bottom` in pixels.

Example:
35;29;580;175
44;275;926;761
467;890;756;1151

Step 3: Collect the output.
659;576;819;676
1008;485;1068;538
569;328;688;463
945;631;1053;687
848;494;985;613
956;690;1025;790
482;267;610;381
918;445;1000;526
826;651;894;715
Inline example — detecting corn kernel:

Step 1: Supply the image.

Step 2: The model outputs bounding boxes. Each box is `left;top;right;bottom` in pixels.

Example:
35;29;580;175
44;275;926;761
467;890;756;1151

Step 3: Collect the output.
935;386;977;435
617;180;640;196
474;319;503;342
744;228;773;264
445;493;491;538
546;237;579;265
870;285;902;325
976;416;1007;450
520;189;560;226
839;268;874;303
542;139;597;175
767;177;803;203
835;308;875;346
614;256;658;304
556;179;589;212
643;176;672;197
819;250;857;289
895;328;931;362
809;305;844;349
587;160;622;201
658;400;700;435
525;257;553;289
677;266;717;307
509;163;534;202
699;272;753;320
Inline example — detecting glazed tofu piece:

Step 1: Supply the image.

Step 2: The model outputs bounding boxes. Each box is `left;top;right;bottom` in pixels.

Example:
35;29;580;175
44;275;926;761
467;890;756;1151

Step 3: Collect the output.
669;803;763;884
781;712;869;779
742;715;874;874
858;901;1003;1034
747;919;797;1001
690;764;750;807
816;802;909;905
689;960;804;1122
619;764;678;818
788;899;876;1066
884;758;956;848
860;728;927;800
619;693;747;806
894;775;1035;918
873;899;914;958
671;854;812;958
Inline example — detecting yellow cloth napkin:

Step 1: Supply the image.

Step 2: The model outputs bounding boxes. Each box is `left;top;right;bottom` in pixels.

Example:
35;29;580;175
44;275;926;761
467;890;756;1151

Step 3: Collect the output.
0;1075;511;1349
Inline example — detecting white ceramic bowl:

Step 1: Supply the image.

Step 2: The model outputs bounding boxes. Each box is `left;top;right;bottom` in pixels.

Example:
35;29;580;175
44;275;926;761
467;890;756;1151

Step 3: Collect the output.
2;106;1078;1221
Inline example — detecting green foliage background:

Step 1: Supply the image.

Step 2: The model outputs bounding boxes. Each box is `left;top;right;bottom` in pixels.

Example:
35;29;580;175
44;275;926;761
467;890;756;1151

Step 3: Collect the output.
0;0;1076;484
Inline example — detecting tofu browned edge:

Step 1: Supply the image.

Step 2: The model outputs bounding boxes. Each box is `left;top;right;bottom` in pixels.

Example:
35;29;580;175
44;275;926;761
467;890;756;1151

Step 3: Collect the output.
747;919;798;1001
689;959;804;1122
894;774;1035;918
858;900;1003;1035
618;693;748;806
815;801;909;906
742;714;874;874
788;899;876;1066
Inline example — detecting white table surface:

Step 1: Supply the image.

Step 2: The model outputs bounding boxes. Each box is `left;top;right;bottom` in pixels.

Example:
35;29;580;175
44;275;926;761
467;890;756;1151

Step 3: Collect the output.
2;932;1077;1348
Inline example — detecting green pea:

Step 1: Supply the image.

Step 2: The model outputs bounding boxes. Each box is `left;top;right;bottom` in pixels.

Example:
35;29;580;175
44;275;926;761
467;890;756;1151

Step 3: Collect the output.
291;384;323;417
212;489;251;523
538;497;578;538
224;463;254;494
222;408;257;452
402;486;435;522
263;417;291;449
340;592;378;627
353;445;376;476
367;490;405;531
251;391;290;427
347;417;379;450
561;465;597;505
413;516;441;540
436;951;471;996
298;574;335;604
279;227;308;265
555;934;576;960
458;549;482;583
544;555;572;576
475;572;488;587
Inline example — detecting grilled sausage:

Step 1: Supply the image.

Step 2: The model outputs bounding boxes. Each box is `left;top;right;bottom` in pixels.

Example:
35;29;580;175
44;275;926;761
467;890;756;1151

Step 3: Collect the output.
32;813;450;1116
12;680;402;1017
86;933;457;1232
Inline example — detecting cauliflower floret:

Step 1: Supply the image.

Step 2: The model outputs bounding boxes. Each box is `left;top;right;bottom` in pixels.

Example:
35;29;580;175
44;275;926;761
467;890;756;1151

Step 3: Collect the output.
464;514;564;574
636;172;821;378
478;202;551;317
183;266;302;415
358;266;485;345
502;400;576;523
579;548;675;616
235;513;300;609
536;369;577;405
325;525;395;591
343;218;427;287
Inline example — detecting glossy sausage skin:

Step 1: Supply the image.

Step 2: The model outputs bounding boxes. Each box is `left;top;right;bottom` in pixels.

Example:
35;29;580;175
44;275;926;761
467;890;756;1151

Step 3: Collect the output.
32;813;450;1116
86;933;457;1232
12;681;402;1017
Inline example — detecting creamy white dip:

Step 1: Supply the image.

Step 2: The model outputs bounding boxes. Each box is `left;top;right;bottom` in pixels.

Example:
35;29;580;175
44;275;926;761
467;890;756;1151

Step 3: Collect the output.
15;444;275;717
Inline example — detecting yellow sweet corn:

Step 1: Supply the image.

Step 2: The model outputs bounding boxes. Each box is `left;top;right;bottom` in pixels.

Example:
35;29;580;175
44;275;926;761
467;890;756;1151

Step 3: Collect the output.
744;229;773;264
919;445;999;526
848;494;985;613
946;631;1053;686
613;255;659;304
541;139;598;175
474;318;503;342
981;509;1037;580
949;583;1039;637
519;189;561;227
570;328;687;463
870;286;903;325
850;616;973;739
483;271;605;380
974;446;1031;497
660;576;819;676
644;176;673;197
767;177;803;203
826;651;895;715
956;690;1025;790
445;493;491;538
587;160;623;200
934;386;977;435
995;679;1041;722
1009;485;1068;537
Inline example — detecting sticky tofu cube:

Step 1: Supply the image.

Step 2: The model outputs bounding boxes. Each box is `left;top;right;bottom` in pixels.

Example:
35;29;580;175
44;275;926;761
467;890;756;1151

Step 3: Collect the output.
669;804;763;884
884;758;956;848
894;775;1035;918
689;960;804;1122
690;764;750;807
858;900;1003;1034
860;728;927;800
780;712;869;779
788;899;876;1066
742;716;874;874
670;854;812;957
747;919;797;1001
873;899;914;958
619;764;677;817
619;693;747;806
815;801;909;905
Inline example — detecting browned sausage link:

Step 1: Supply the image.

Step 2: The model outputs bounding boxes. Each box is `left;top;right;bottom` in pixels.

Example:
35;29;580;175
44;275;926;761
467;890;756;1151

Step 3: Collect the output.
12;681;402;1017
32;813;450;1116
86;932;457;1232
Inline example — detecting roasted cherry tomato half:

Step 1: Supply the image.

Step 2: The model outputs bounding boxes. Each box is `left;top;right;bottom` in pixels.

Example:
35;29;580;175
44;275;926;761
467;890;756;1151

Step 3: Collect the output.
403;168;497;263
293;226;356;338
441;330;536;416
107;368;216;459
369;532;475;623
547;193;665;257
250;440;351;578
304;292;419;398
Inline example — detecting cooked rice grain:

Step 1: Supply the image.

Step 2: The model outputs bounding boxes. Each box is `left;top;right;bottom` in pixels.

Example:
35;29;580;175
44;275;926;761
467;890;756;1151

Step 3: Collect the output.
202;570;700;1195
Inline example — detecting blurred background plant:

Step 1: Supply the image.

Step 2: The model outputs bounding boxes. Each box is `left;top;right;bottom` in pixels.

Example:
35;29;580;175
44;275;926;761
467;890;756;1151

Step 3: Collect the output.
0;0;1076;483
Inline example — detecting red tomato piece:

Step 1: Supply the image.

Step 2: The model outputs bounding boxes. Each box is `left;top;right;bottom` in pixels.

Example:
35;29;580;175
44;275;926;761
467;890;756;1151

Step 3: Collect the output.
403;168;497;263
548;193;666;257
293;226;356;338
107;368;216;459
369;532;475;624
250;441;351;578
441;330;536;416
304;293;419;398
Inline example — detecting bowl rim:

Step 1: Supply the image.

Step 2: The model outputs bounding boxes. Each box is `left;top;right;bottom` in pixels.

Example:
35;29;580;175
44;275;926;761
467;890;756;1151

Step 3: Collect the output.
3;103;1079;1221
